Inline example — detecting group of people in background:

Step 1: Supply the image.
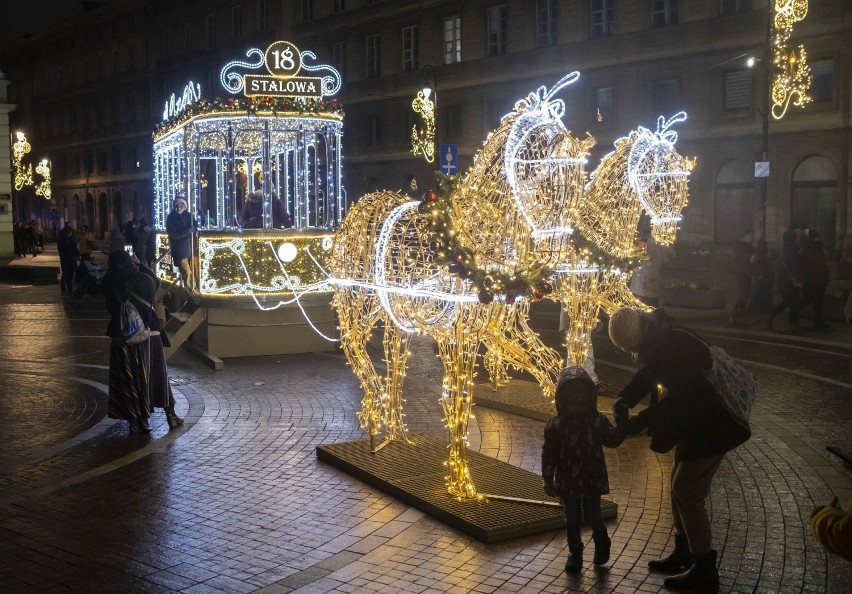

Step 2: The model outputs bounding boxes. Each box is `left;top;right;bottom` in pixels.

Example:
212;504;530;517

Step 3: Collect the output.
730;219;831;333
12;219;44;258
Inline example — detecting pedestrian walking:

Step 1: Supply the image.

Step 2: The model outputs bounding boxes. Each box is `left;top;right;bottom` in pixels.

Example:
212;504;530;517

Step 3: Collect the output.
13;221;26;257
24;220;37;257
166;194;197;295
103;249;183;433
57;223;79;296
798;230;830;329
729;229;755;326
542;366;624;574
768;219;806;333
134;218;151;264
609;307;754;591
77;224;96;260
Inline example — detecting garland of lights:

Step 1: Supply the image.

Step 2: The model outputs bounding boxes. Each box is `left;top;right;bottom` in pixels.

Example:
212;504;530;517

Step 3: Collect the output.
153;96;343;139
34;160;52;200
12;132;34;191
771;0;812;120
411;90;436;163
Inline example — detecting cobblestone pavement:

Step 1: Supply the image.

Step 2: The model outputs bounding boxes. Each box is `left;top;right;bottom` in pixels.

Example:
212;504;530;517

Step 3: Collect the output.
0;270;850;593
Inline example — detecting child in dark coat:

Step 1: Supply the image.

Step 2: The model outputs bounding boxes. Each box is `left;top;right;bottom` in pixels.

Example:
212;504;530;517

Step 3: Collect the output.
542;366;625;574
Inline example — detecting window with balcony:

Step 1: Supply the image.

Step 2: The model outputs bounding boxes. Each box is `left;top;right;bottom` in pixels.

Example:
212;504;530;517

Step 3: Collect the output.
402;25;419;72
232;6;242;38
445;104;463;139
207;14;217;46
301;0;314;21
591;0;615;38
184;23;193;53
720;0;752;15
113;149;122;173
257;0;269;29
487;5;507;56
332;42;346;73
443;16;461;64
810;59;835;103
652;0;678;27
723;70;751;111
366;34;381;77
537;0;558;47
333;0;345;12
367;115;382;147
653;78;680;115
595;86;616;121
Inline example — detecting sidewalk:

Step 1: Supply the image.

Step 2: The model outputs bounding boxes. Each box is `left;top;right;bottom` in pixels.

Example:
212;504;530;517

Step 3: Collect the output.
0;248;850;593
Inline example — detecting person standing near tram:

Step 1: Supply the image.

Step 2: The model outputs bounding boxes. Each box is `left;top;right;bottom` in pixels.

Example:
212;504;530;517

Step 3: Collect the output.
166;194;197;295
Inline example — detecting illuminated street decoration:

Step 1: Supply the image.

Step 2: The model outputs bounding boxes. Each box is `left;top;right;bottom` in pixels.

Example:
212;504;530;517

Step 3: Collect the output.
220;41;341;99
163;81;202;121
12;132;34;191
771;0;812;119
35;159;52;201
411;89;436;163
152;40;346;327
331;72;693;498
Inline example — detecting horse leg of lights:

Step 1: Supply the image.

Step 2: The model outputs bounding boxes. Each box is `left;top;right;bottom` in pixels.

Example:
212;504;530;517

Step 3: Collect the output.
334;288;385;437
486;308;561;400
483;347;510;392
437;328;481;499
381;322;411;442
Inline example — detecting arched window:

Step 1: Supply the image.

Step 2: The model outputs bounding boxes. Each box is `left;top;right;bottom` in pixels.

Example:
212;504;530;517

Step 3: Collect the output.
714;160;754;244
791;156;837;250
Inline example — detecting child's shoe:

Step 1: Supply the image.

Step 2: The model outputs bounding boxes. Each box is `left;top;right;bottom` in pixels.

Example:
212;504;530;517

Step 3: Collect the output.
564;543;583;574
592;536;611;565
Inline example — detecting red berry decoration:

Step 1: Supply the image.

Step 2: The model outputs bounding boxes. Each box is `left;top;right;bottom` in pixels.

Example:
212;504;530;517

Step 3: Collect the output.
539;281;553;296
422;189;438;204
448;262;462;274
478;288;494;304
505;290;518;305
457;266;470;279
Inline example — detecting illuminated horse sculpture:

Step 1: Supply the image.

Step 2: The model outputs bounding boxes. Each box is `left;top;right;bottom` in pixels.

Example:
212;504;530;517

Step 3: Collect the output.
502;112;695;380
330;73;693;499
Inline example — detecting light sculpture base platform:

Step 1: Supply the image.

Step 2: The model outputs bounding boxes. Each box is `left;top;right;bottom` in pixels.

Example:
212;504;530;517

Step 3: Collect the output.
316;433;617;543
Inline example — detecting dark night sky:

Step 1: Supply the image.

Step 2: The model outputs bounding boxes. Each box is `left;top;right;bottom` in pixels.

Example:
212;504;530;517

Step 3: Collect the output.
0;1;113;46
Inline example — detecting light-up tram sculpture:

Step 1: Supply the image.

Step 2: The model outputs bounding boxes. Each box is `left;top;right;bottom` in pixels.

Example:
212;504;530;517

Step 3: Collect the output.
330;73;693;499
152;41;344;357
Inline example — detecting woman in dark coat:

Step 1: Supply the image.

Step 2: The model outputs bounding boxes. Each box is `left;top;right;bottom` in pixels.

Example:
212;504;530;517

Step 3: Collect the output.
103;250;183;432
610;307;752;591
57;223;78;295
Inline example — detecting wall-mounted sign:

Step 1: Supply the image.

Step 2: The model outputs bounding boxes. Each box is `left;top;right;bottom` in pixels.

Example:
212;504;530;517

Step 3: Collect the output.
220;41;341;100
163;81;202;121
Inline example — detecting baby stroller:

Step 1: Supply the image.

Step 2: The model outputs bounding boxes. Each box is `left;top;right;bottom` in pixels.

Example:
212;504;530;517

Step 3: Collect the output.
74;258;106;297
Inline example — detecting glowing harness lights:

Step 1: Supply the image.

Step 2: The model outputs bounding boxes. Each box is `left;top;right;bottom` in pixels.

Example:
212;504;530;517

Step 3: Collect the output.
331;72;694;499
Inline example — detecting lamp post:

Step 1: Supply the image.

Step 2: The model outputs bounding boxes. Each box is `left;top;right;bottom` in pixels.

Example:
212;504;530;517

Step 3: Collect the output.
411;64;437;164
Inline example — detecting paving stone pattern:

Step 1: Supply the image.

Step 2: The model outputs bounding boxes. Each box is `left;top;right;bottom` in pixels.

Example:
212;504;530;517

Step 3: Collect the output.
0;281;850;593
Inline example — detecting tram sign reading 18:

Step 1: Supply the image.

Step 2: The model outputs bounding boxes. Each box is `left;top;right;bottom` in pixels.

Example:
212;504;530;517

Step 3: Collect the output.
244;41;323;99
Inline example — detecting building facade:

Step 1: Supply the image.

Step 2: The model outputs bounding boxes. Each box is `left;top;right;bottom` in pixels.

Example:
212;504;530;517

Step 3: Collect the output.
3;0;849;258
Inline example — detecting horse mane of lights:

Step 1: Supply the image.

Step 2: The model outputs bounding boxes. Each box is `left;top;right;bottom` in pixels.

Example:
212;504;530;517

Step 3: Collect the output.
152;41;344;328
329;71;695;499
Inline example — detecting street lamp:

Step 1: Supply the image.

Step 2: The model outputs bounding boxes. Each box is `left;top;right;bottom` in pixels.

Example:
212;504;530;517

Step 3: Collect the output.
411;65;436;163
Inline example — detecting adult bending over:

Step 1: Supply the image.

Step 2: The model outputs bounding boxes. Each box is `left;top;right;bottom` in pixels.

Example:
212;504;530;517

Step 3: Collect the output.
103;250;183;432
609;307;752;592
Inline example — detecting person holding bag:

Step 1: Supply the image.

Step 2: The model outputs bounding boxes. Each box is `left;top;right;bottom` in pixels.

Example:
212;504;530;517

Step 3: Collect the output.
103;250;183;433
608;307;754;592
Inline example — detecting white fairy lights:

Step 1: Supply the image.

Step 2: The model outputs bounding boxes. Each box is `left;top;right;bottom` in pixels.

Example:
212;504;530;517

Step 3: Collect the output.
12;132;34;191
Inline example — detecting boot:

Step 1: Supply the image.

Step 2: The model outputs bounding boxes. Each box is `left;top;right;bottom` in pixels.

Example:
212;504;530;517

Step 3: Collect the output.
564;542;583;574
592;536;611;565
648;534;692;573
664;550;719;592
165;406;184;429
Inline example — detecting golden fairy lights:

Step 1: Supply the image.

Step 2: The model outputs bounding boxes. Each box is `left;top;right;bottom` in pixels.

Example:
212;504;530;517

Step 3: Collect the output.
13;132;34;191
331;73;693;499
411;89;436;163
35;159;52;201
771;0;812;120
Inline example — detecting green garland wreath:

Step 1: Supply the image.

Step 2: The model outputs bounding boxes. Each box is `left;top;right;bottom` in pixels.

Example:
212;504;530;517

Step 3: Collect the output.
417;175;646;304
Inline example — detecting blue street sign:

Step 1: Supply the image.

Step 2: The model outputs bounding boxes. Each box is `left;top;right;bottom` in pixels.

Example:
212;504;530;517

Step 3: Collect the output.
440;144;458;175
49;211;60;221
